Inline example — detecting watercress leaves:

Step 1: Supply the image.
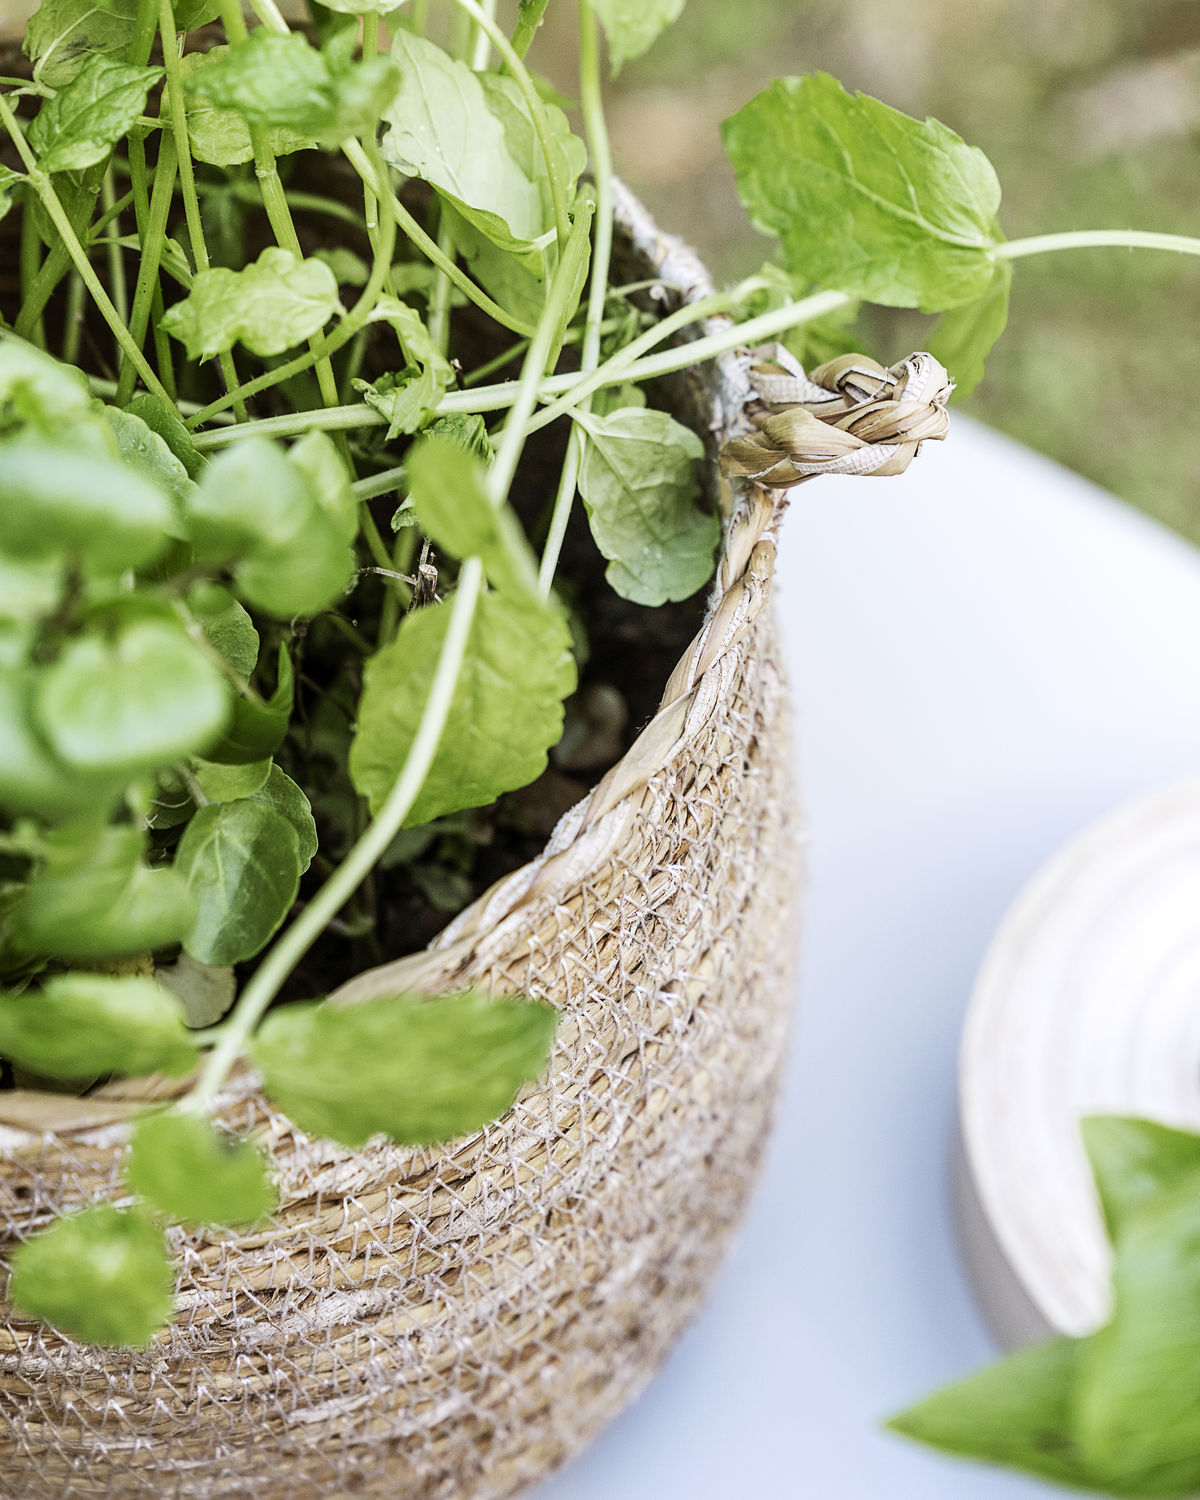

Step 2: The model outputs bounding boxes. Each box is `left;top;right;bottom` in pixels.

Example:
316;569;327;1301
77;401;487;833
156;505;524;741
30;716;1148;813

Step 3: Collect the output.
349;591;576;825
23;0;139;88
28;55;162;175
407;437;538;599
8;1204;174;1347
182;28;399;146
128;1112;276;1227
251;989;558;1146
173;49;317;167
0;439;174;572
887;1339;1098;1489
593;0;687;75
893;1117;1200;1497
161;247;340;360
0;973;197;1079
928;261;1011;399
12;824;194;961
575;407;718;605
174;801;302;966
185;436;356;618
354;299;454;438
722;72;1003;312
36;620;229;776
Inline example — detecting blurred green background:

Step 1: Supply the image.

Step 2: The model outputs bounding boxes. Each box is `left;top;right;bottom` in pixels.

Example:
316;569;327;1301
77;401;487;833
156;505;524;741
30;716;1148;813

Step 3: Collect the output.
5;0;1199;541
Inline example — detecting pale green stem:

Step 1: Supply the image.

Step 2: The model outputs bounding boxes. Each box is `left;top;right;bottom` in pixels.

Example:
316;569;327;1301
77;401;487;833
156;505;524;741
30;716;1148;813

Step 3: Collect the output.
342;139;539;338
184;558;485;1112
539;0;613;596
247;0;290;31
100;170;130;339
159;0;246;418
470;0;497;69
996;229;1200;260
490;201;594;500
0;94;174;404
190;288;851;448
511;0;550;58
116;131;178;405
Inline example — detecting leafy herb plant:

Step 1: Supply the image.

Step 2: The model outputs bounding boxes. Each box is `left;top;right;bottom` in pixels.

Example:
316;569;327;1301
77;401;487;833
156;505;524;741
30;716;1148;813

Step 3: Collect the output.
3;0;1200;1360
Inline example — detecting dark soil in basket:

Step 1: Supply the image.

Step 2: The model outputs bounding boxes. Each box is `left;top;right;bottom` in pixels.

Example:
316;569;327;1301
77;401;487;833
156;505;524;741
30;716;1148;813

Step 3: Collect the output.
0;48;712;1011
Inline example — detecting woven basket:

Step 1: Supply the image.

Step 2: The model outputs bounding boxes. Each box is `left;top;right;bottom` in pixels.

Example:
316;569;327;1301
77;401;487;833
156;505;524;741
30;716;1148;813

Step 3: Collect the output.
0;185;801;1498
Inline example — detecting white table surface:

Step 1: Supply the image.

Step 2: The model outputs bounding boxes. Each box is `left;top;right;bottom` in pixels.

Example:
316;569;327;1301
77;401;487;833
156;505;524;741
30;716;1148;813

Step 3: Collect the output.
532;416;1200;1499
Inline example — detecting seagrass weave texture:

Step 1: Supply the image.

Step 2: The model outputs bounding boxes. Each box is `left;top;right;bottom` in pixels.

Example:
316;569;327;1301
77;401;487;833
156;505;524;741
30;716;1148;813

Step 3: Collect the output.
0;188;801;1499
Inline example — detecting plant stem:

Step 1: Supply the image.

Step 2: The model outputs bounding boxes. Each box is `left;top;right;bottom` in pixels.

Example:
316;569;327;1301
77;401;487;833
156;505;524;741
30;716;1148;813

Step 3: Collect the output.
116;131;177;404
996;229;1200;260
341;139;538;337
511;0;551;59
539;0;612;595
184;557;485;1111
159;0;246;417
470;0;497;69
18;204;46;350
0;94;174;405
490;199;593;500
184;143;397;427
190;287;852;447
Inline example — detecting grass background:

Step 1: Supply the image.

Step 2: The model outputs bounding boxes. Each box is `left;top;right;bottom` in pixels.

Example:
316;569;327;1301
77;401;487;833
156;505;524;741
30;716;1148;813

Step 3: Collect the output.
5;0;1199;542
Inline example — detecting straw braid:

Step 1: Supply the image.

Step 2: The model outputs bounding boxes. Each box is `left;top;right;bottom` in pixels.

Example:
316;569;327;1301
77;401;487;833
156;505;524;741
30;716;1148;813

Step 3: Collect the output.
720;343;953;486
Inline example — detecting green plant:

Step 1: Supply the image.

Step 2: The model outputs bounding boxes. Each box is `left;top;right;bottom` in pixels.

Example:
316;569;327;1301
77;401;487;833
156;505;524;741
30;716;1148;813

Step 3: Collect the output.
3;0;1199;1359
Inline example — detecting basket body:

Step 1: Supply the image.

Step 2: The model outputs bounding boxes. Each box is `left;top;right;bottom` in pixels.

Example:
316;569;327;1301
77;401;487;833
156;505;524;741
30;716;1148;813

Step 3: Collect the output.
0;189;802;1498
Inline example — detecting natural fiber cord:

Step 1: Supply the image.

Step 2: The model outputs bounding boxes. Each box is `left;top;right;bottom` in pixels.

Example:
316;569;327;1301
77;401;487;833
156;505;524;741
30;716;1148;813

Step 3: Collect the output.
0;188;950;1499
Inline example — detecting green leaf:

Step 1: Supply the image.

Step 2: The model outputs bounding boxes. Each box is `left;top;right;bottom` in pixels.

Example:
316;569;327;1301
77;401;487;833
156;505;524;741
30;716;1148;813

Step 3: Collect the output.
171;47;317;167
929;260;1011;399
575;407;719;605
593;0;686;74
247;765;318;872
124;393;206;479
9;1204;173;1347
722;72;1003;312
0;671;126;822
0;166;24;225
205;643;294;765
251;989;557;1146
888;1339;1103;1489
0;972;197;1079
188;582;260;680
425;412;494;463
1076;1164;1200;1483
155;952;235;1029
36;620;229;776
1082;1117;1200;1242
183;28;399;145
161;247;339;360
12;824;195;961
0;339;93;431
174;801;302;966
128;1112;276;1227
353;298;454;439
285;430;358;544
0;436;174;572
349;590;576;824
407;436;538;598
101;404;198;520
192;756;272;801
23;0;139;87
185;439;355;618
28;55;161;174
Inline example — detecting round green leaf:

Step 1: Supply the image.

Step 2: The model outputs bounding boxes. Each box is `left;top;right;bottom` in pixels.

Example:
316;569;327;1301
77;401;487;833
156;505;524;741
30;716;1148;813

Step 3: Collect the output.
0;670;126;821
0;438;174;572
234;512;354;618
36;621;230;776
174;801;302;965
192;756;272;802
248;765;318;872
0;973;197;1079
9;1205;174;1347
128;1112;277;1227
252;989;558;1147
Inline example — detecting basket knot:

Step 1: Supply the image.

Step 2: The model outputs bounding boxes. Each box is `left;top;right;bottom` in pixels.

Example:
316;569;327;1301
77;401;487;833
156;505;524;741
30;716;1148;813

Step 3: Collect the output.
720;344;953;488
